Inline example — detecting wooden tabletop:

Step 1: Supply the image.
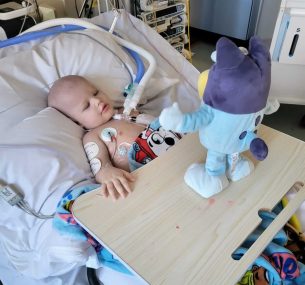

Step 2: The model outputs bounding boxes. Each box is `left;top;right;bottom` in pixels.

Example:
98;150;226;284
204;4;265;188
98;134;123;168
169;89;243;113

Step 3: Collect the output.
73;125;305;284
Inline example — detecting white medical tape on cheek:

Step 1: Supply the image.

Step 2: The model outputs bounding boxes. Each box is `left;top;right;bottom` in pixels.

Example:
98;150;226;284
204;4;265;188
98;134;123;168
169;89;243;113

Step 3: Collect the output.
84;142;99;160
89;158;101;175
100;127;117;142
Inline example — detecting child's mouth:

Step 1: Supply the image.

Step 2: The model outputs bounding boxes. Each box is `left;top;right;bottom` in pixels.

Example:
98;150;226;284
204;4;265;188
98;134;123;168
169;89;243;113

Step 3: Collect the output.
103;104;109;112
100;104;109;113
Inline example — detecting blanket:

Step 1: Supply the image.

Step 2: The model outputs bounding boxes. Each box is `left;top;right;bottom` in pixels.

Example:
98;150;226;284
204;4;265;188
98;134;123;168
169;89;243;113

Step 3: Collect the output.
53;184;131;275
235;210;305;285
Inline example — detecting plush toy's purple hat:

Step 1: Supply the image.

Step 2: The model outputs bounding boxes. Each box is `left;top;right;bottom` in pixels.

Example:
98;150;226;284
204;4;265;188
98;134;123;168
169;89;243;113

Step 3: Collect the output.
203;36;271;114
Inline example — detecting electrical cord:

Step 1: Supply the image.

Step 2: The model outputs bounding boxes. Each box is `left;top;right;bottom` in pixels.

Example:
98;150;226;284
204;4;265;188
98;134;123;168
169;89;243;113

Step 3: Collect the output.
32;0;42;22
75;0;79;17
87;267;103;285
18;0;30;35
78;0;89;18
0;183;55;219
86;0;94;18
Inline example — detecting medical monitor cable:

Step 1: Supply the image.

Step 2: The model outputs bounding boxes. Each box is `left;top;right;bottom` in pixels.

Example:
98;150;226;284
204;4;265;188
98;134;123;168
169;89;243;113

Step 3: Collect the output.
0;183;55;219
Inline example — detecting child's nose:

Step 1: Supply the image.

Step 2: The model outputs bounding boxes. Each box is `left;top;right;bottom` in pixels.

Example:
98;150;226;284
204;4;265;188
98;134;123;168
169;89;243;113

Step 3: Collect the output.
90;97;100;105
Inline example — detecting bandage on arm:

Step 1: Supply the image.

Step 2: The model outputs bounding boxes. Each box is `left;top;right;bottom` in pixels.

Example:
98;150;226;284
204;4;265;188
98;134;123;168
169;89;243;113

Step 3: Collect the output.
83;130;113;182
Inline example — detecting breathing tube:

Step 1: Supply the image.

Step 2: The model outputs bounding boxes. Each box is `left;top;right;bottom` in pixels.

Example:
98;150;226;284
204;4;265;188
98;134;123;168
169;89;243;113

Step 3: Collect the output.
0;17;156;115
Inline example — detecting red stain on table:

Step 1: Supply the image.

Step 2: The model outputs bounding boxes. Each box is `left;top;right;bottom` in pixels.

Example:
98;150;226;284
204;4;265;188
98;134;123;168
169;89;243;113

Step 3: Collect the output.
208;198;216;206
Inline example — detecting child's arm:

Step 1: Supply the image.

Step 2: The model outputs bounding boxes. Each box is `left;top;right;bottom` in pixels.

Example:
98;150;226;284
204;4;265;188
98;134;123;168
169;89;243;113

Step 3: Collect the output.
83;130;136;201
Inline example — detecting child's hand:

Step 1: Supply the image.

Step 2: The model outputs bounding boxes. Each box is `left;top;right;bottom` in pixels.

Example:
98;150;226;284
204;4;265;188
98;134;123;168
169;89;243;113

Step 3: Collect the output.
96;164;136;201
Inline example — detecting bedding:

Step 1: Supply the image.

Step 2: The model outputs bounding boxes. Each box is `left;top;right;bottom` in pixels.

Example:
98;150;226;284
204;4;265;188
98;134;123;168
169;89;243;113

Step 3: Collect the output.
0;10;200;284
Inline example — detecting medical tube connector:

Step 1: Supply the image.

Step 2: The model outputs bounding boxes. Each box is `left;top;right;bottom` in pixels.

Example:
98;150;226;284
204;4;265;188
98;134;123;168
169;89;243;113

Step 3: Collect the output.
0;184;23;206
123;84;145;115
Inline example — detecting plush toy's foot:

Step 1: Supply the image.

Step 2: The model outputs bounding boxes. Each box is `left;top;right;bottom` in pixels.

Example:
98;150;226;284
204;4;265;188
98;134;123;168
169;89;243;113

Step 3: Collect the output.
227;157;254;182
184;163;229;198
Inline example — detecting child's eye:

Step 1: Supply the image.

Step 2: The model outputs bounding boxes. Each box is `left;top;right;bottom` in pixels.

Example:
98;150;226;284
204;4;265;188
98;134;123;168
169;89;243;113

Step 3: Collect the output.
83;102;90;111
93;90;99;96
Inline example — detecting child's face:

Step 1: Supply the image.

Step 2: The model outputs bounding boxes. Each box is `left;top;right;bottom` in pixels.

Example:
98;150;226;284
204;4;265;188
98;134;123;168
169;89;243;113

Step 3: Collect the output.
64;79;115;129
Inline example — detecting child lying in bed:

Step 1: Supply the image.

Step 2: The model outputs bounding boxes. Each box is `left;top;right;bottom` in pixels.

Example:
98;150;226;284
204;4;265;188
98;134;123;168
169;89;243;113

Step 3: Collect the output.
48;75;182;200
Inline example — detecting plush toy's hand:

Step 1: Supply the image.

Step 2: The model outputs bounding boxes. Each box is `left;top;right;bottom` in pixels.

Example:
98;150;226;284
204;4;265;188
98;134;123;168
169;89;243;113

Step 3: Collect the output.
250;138;268;161
159;102;184;131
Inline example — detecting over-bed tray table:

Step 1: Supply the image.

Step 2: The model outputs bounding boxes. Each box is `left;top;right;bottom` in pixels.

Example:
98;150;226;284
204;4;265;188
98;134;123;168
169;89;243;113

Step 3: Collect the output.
72;125;305;284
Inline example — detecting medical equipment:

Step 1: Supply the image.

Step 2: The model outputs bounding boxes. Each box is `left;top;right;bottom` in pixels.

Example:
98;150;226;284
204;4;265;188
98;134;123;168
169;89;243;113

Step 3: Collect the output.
0;0;36;38
138;2;185;24
135;0;189;57
267;0;305;105
0;183;54;219
160;24;184;40
139;0;175;12
0;1;34;20
271;7;305;65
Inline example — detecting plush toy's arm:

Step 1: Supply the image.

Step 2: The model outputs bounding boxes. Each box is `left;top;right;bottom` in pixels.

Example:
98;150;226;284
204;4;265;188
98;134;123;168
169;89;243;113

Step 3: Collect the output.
159;103;212;133
264;98;280;115
244;132;268;161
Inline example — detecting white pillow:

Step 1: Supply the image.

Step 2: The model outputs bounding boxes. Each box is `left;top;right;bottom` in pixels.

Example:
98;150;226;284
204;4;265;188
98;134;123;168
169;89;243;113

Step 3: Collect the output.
0;107;92;228
0;29;136;130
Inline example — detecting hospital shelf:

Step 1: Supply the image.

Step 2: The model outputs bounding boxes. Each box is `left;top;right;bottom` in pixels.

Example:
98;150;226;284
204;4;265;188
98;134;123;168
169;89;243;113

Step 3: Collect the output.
134;0;189;56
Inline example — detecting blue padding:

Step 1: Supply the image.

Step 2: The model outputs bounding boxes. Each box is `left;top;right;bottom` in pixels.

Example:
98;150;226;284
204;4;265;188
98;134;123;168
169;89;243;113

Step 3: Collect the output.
124;47;145;83
0;25;85;48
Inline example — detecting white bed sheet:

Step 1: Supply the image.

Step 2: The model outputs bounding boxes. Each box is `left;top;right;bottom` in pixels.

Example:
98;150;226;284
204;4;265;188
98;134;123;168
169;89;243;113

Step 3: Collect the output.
0;11;200;284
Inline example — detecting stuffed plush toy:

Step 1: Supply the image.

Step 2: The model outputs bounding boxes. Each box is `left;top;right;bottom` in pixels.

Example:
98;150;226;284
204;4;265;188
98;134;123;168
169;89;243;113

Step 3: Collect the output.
159;36;272;198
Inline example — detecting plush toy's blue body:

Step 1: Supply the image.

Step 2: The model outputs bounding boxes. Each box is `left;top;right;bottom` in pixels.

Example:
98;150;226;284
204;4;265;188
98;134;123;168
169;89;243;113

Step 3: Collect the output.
159;36;272;198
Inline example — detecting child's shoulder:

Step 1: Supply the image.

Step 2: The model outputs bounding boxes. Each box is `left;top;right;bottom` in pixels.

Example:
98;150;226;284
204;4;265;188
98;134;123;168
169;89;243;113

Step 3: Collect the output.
83;120;119;141
83;125;103;142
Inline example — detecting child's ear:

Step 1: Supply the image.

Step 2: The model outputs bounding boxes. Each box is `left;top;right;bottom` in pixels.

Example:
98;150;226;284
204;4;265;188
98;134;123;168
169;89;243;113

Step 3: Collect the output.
216;37;245;69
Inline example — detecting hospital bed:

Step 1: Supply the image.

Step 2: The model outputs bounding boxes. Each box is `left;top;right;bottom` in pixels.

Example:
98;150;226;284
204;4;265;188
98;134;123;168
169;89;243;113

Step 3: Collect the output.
0;9;199;285
1;8;305;285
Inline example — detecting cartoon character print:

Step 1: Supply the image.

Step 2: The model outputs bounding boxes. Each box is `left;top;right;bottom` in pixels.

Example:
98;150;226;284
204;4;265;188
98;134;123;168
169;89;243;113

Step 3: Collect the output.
251;265;269;285
269;252;300;280
133;125;182;166
238;265;269;285
238;252;300;285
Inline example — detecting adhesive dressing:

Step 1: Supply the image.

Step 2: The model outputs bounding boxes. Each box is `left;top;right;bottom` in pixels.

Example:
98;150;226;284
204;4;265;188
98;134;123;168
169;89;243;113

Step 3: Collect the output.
100;127;117;142
89;158;101;175
117;142;131;157
84;142;99;160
